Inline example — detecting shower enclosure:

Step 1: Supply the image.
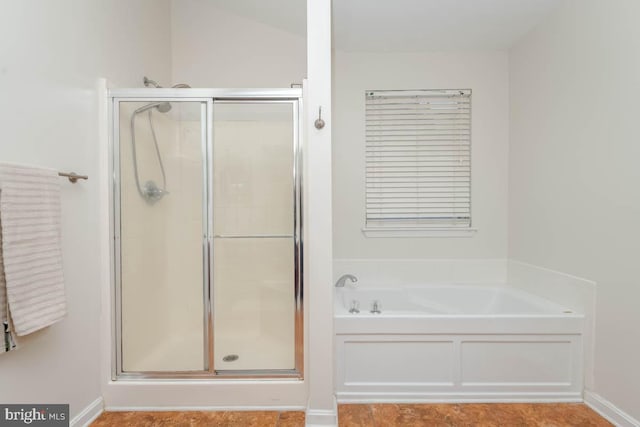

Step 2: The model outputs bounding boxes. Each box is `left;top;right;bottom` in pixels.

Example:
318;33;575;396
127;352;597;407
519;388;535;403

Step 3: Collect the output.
109;88;303;378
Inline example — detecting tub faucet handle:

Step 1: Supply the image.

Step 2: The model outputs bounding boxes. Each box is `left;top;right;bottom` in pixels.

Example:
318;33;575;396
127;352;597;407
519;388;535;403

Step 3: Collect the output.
335;274;358;287
370;300;381;314
349;300;360;314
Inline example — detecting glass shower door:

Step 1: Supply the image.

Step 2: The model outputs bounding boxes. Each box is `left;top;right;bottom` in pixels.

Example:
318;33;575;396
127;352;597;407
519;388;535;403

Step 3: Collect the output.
212;101;299;373
113;92;301;379
117;100;207;373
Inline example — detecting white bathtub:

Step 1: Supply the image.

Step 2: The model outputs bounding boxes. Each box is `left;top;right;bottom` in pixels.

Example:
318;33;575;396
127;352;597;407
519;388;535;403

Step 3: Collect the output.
334;284;585;403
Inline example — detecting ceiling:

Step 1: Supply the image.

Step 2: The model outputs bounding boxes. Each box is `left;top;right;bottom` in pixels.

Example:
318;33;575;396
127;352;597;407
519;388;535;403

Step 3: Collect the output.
207;0;561;51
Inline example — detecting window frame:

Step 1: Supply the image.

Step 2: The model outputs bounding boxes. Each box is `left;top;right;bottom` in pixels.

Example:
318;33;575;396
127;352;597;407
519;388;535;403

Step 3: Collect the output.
362;88;477;238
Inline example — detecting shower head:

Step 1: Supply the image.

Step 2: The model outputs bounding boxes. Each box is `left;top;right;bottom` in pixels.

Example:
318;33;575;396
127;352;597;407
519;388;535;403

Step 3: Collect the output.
143;76;191;90
138;78;190;115
143;76;161;88
133;102;172;115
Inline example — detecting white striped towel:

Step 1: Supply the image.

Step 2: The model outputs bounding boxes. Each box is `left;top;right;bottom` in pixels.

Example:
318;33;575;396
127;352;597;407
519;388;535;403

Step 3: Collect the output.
0;227;19;353
0;163;66;337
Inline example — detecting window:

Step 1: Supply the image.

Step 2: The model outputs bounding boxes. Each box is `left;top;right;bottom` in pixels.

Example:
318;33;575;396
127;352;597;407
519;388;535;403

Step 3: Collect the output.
364;89;473;237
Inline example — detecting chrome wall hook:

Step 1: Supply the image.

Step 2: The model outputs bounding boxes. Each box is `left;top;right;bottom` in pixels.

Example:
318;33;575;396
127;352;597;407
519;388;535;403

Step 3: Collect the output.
314;106;325;129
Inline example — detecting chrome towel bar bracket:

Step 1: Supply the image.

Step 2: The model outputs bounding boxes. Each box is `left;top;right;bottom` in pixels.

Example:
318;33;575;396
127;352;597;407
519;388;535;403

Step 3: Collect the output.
58;172;88;183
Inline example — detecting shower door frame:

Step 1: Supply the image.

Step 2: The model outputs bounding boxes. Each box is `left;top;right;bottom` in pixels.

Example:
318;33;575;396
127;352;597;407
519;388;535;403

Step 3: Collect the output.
109;88;304;380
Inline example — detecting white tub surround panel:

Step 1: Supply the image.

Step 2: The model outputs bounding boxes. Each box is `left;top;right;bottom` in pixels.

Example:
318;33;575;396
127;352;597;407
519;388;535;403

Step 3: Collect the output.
334;285;584;403
507;260;596;390
507;261;595;320
336;334;582;403
334;259;507;286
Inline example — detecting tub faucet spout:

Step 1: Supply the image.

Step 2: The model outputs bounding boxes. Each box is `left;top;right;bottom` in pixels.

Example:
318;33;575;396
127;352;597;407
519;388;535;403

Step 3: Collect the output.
335;274;358;287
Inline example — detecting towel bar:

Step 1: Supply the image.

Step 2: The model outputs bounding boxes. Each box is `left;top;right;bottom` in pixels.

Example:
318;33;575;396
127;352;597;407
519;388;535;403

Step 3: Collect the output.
58;172;88;183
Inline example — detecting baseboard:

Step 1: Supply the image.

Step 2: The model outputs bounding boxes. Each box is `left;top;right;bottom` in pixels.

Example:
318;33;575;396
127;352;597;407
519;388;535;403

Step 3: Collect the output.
337;392;583;404
584;391;639;427
305;397;337;426
70;397;104;427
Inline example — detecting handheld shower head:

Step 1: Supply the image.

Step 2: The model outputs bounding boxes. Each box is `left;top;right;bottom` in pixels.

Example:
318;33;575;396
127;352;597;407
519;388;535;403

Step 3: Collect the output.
129;77;191;205
155;102;172;113
133;102;171;115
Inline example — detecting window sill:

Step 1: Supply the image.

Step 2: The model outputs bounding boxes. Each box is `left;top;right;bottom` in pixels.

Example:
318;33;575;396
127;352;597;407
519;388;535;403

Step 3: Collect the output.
361;227;478;238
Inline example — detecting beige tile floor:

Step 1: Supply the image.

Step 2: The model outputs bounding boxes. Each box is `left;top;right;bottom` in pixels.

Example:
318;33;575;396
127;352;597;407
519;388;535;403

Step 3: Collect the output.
92;410;305;427
338;403;612;426
92;403;611;426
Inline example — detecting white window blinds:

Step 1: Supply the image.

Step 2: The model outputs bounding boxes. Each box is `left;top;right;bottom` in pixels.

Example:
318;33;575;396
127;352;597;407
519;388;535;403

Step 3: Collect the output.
365;89;471;229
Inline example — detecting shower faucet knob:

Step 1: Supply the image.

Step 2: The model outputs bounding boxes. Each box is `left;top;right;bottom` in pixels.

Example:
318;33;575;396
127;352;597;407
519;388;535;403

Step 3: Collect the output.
349;300;360;314
370;300;381;314
143;180;168;204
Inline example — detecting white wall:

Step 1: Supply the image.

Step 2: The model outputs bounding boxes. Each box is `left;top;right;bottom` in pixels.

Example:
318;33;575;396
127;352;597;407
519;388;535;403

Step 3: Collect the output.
333;51;509;260
509;0;640;420
0;0;171;420
170;0;306;87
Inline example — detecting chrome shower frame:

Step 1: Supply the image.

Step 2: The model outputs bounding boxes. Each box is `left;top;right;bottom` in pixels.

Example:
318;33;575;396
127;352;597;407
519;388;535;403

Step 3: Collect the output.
109;88;304;380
